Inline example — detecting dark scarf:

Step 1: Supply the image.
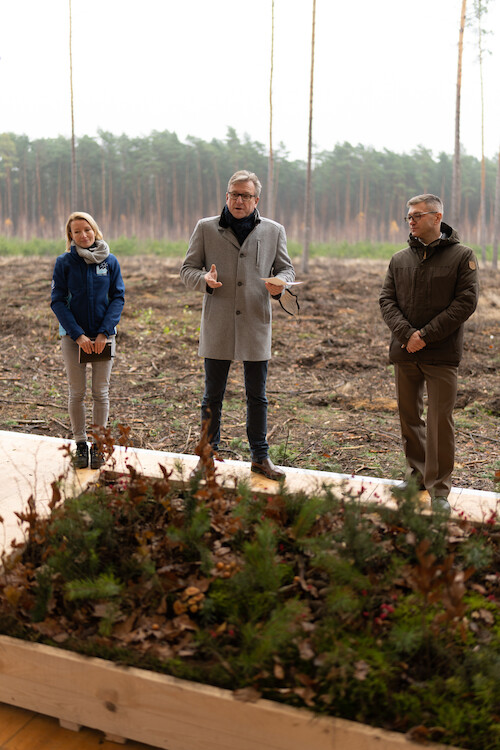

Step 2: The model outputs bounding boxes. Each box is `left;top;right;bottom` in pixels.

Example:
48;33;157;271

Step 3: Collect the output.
220;205;258;246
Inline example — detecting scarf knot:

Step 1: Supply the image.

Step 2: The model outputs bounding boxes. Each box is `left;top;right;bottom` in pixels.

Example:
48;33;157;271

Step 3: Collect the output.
220;206;257;246
75;239;110;264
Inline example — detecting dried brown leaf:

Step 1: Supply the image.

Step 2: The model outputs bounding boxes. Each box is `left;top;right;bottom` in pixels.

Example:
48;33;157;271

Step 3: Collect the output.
233;687;261;703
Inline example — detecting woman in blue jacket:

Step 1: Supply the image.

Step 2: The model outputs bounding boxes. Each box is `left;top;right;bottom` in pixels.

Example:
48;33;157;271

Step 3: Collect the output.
51;212;125;469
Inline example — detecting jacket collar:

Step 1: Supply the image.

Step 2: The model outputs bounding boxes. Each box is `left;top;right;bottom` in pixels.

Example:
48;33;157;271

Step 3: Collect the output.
408;222;459;252
218;206;261;246
219;206;261;227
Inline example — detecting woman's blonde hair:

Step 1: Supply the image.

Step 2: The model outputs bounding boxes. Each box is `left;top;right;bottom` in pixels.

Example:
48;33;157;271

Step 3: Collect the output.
65;211;103;251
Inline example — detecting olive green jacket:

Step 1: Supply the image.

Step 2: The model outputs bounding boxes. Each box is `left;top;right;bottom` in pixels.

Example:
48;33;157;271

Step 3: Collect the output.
379;223;479;366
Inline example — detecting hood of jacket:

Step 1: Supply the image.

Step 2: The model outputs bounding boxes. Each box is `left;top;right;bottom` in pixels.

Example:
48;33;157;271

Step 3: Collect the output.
408;222;459;256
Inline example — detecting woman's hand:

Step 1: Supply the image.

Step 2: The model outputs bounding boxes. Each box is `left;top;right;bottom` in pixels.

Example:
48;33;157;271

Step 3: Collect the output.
93;333;108;354
76;334;94;354
76;333;108;354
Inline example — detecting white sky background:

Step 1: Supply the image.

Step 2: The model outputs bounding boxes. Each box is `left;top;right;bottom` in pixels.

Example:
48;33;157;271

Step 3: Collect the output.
1;0;499;162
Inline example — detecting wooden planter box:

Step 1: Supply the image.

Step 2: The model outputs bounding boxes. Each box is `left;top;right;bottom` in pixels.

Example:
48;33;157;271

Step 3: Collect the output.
0;635;462;750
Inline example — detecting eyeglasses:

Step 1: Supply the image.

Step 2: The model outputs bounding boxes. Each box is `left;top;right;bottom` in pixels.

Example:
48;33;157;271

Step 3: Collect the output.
404;211;438;224
228;191;256;202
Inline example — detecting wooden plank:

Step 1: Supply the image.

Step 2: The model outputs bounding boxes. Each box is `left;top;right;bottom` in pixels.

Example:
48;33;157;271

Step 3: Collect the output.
59;718;83;731
2;714;95;749
103;734;126;745
0;636;462;750
2;431;499;540
0;711;157;749
0;431;97;551
0;702;34;743
106;443;500;523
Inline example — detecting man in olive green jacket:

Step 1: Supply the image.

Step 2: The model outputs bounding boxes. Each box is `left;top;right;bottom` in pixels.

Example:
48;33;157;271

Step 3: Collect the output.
379;194;479;513
180;170;295;480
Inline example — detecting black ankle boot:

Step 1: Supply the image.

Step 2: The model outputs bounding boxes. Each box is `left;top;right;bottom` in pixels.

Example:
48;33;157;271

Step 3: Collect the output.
90;443;104;470
74;441;89;469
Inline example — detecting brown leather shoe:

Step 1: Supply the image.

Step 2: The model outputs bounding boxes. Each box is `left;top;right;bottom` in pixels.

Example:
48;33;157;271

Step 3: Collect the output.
251;457;285;481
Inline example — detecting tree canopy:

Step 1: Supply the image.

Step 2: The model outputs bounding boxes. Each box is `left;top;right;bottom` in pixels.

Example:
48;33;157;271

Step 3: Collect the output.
0;128;496;243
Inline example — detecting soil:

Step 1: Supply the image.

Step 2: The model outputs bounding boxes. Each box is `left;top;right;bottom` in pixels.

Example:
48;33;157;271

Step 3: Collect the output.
1;255;499;492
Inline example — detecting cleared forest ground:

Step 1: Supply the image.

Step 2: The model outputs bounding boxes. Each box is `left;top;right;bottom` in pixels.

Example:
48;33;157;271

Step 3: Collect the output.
1;255;499;492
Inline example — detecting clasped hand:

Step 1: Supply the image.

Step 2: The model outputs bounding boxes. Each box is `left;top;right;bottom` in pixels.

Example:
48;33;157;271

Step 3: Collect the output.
76;332;108;355
406;331;426;353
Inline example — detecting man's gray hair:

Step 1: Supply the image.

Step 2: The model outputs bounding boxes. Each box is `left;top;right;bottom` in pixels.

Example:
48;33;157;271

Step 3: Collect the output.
407;194;443;214
227;170;262;198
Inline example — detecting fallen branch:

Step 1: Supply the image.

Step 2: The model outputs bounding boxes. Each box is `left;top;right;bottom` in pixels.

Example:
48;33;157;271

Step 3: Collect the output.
0;398;62;407
267;384;345;395
183;426;192;453
267;417;297;440
49;416;70;430
15;419;46;425
457;430;500;444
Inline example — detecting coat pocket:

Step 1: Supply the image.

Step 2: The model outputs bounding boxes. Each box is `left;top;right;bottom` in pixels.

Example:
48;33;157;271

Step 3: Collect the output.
429;266;454;306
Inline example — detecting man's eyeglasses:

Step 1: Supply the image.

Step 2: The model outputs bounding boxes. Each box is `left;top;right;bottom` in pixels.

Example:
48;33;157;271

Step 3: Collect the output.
228;191;256;202
404;211;438;224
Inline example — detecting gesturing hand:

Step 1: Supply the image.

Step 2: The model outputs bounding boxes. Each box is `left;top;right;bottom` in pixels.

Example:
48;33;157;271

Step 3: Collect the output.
205;264;222;288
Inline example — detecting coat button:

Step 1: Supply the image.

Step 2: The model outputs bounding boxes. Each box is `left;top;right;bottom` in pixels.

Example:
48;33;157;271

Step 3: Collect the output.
237;281;243;286
236;310;241;315
240;253;245;258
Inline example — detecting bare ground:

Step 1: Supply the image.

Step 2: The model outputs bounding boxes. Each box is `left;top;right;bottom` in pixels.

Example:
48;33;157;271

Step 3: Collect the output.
1;255;499;492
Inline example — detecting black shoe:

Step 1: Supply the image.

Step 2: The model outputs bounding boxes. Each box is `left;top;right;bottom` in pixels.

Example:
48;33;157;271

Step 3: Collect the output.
251;457;285;481
431;496;451;515
90;443;105;470
74;441;89;469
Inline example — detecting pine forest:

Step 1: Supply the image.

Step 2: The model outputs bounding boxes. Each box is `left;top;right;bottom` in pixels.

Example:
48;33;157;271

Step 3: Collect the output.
0;127;498;245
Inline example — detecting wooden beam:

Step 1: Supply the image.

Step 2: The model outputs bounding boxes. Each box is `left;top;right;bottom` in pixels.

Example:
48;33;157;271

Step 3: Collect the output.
0;635;462;750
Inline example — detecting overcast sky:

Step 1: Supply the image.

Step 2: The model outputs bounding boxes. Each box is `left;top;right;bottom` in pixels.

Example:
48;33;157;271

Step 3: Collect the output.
1;0;499;162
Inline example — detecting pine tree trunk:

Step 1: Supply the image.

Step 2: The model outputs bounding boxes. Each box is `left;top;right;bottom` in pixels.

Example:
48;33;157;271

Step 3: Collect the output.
267;0;275;217
69;0;77;208
302;0;316;275
476;0;487;263
492;149;500;269
451;0;467;227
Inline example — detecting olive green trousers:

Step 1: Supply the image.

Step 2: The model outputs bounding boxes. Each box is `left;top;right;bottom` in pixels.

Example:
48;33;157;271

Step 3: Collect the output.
394;362;458;498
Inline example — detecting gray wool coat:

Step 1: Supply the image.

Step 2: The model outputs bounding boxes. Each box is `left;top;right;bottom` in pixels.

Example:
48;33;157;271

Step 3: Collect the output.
180;211;295;361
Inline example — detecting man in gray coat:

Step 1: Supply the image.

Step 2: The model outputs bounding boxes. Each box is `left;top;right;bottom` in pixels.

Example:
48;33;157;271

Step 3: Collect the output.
180;169;295;480
379;194;479;513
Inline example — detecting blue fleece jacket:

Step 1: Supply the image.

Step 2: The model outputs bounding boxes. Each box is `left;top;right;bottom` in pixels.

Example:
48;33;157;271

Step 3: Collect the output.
51;245;125;341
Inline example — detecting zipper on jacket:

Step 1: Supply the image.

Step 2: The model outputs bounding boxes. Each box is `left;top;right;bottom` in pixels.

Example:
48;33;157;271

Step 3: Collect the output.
87;264;95;333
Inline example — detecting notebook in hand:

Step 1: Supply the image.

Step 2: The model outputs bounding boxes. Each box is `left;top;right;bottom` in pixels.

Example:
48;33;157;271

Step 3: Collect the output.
79;342;112;363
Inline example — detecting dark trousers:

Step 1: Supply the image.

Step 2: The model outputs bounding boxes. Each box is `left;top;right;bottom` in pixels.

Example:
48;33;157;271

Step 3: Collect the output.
201;358;269;462
395;362;458;498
